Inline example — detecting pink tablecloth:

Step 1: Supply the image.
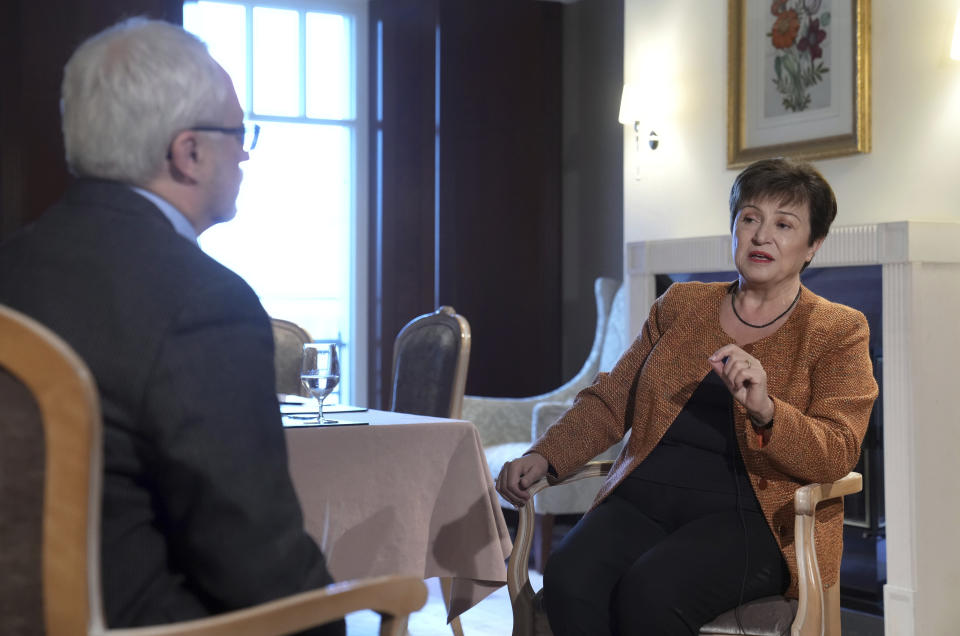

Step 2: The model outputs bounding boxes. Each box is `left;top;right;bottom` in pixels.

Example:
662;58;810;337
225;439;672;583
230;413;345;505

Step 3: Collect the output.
284;409;512;620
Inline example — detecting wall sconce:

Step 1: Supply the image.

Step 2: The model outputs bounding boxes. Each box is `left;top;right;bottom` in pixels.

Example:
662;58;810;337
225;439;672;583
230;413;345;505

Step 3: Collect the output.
618;84;659;150
952;8;960;60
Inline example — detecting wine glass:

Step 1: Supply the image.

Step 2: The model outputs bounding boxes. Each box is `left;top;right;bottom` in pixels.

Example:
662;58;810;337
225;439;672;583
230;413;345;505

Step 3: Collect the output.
300;343;340;423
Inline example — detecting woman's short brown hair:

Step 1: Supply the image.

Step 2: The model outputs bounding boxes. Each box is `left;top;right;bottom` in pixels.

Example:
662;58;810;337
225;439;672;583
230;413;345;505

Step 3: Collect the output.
728;157;837;246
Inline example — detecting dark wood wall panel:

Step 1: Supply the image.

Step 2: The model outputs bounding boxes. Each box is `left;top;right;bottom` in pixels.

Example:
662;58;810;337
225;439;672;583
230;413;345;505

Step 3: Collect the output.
437;0;562;397
368;0;441;408
370;0;563;406
0;0;182;241
0;0;24;239
560;0;624;378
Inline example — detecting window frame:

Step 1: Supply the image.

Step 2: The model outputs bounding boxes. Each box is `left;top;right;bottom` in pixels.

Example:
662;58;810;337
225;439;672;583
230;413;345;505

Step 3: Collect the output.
184;0;369;404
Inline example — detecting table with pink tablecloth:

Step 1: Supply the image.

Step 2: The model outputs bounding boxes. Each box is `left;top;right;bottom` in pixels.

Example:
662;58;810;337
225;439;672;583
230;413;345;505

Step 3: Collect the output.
284;409;512;620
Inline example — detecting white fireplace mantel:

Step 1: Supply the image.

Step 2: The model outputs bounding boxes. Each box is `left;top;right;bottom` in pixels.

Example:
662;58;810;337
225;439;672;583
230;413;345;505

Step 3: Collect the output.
626;221;960;635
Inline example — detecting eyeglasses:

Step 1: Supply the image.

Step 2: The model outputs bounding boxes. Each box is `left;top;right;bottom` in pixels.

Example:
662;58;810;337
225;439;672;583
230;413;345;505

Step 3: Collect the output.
190;122;261;152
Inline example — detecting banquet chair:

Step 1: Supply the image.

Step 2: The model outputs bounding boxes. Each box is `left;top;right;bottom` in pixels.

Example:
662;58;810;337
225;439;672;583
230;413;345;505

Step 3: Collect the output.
391;305;472;419
508;461;863;636
462;277;628;570
0;304;427;636
270;317;313;396
390;305;471;636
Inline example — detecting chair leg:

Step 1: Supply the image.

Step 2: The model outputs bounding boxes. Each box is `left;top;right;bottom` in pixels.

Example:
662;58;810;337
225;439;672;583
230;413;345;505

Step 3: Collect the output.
532;513;555;573
378;613;409;636
440;576;466;636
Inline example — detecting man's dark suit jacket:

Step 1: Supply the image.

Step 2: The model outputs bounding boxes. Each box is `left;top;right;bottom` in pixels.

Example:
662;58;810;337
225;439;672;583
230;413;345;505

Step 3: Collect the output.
0;179;342;633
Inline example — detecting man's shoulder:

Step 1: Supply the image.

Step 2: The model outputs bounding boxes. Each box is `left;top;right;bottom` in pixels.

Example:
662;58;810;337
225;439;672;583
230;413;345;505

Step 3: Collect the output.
51;178;171;228
4;179;177;253
1;179;264;335
30;180;248;288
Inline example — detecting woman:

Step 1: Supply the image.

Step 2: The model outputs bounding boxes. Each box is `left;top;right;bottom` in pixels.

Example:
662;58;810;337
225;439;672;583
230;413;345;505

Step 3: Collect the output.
497;158;878;635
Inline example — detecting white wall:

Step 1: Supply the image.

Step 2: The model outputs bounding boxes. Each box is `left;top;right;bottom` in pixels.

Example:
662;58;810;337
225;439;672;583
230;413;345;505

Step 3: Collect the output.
624;2;960;633
623;0;960;245
911;262;960;635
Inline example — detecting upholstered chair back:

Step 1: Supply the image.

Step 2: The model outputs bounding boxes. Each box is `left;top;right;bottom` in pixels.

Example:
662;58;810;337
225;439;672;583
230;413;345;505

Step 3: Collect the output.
270;318;312;396
0;368;46;636
0;305;104;636
391;306;471;419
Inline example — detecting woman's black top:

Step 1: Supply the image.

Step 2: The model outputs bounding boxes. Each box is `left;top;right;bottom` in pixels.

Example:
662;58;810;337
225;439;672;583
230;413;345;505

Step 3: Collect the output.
621;371;759;511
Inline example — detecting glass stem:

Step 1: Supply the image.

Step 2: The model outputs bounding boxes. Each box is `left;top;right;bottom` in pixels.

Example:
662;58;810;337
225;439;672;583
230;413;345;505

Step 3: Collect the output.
318;395;327;422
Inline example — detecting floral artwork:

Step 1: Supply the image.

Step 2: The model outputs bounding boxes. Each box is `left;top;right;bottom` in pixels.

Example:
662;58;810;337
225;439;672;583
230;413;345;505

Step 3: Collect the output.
768;0;830;112
727;0;869;167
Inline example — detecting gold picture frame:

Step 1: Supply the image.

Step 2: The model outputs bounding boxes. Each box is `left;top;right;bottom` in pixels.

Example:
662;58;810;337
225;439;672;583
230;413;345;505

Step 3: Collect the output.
727;0;871;168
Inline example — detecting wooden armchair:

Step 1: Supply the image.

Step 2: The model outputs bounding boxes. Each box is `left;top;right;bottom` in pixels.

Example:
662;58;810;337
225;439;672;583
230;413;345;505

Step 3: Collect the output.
508;461;862;636
0;304;427;636
463;278;628;571
389;305;472;636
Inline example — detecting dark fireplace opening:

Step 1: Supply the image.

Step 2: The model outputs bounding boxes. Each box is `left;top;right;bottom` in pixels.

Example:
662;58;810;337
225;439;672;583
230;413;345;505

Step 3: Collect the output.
658;265;885;615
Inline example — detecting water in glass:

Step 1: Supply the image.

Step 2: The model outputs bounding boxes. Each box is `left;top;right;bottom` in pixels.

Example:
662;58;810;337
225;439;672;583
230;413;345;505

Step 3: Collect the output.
300;343;340;423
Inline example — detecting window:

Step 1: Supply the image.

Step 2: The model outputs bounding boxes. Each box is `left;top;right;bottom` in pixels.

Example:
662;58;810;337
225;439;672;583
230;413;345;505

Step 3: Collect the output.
184;0;367;404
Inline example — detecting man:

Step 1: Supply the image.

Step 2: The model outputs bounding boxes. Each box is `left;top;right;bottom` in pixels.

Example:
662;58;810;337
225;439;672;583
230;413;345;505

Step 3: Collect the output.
0;19;343;634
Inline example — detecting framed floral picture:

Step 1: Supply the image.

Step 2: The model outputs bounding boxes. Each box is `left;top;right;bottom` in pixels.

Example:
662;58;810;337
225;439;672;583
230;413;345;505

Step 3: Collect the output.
727;0;871;167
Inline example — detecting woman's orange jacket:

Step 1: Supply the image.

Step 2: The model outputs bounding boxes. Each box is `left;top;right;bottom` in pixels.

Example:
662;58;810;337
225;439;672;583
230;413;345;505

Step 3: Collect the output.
530;281;878;598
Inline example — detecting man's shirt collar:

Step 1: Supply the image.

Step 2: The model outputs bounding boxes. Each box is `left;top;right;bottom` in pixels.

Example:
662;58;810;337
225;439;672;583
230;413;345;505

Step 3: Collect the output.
129;186;198;243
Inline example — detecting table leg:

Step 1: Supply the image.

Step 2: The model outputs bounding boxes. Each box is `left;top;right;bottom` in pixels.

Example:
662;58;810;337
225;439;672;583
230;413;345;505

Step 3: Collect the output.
439;577;466;636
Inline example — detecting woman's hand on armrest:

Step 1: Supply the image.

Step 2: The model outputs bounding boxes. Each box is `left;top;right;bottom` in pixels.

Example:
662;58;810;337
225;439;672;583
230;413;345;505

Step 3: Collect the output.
496;453;549;507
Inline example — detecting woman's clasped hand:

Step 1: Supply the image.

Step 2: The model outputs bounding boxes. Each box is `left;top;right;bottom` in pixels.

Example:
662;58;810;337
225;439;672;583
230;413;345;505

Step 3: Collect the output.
496;452;548;507
708;344;774;427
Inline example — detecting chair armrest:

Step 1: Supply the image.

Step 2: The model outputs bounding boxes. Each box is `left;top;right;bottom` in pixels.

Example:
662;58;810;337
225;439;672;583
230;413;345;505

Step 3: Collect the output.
507;462;613;612
791;471;862;636
545;460;615;487
794;471;863;516
101;575;428;636
531;401;572;439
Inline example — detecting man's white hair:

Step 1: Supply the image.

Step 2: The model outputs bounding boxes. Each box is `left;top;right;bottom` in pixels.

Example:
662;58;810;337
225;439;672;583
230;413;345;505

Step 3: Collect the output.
61;18;234;185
